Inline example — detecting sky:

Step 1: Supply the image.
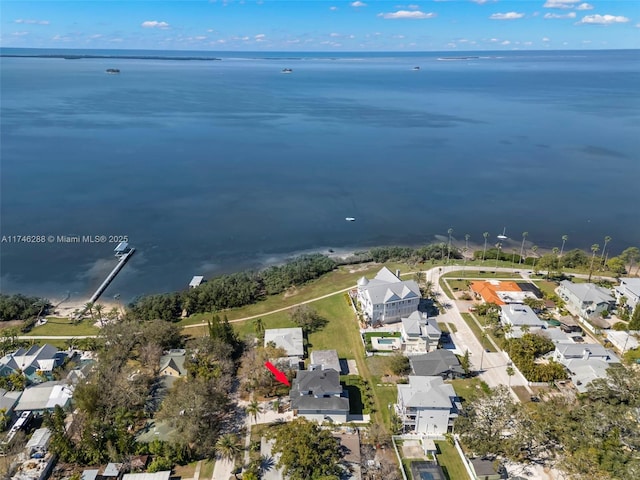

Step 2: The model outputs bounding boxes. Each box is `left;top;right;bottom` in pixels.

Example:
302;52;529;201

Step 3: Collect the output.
1;0;639;51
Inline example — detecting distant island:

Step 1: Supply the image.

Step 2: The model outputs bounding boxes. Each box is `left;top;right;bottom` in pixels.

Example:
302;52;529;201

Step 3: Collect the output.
437;56;480;61
0;53;222;61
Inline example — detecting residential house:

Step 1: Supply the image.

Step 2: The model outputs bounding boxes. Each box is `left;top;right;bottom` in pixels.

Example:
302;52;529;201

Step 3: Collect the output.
0;388;22;422
541;328;575;345
400;311;441;355
396;376;459;435
14;381;73;414
102;463;124;480
0;344;65;382
564;359;613;393
309;350;342;374
614;278;640;311
290;369;349;423
557;281;615;319
409;350;464;379
159;350;187;378
499;304;546;338
356;267;421;324
25;427;51;457
606;330;640;353
471;281;538;306
264;327;305;368
553;343;619;364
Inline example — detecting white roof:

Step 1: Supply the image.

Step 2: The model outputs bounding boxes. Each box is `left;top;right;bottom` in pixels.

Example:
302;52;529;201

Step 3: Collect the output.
542;328;575;344
556;344;618;362
25;427;51;450
189;275;204;287
401;311;441;338
565;359;611;393
559;280;615;304
359;267;420;305
500;304;546;327
122;473;171;480
618;278;640;295
397;376;455;409
264;328;304;357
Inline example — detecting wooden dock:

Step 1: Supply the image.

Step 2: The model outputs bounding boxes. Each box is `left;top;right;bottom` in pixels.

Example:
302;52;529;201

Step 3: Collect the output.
89;247;135;303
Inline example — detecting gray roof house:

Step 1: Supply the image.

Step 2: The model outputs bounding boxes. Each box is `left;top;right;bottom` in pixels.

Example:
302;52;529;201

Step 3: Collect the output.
553;343;619;364
614;278;640;311
290;369;349;423
565;359;613;393
557;280;615;320
0;344;65;381
14;381;73;413
401;311;441;355
500;304;546;338
409;350;464;379
0;388;22;418
264;328;305;358
356;267;421;325
396;376;459;435
309;350;341;374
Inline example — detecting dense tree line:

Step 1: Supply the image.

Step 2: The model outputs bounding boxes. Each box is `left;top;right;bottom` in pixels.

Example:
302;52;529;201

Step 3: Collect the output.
370;243;461;263
0;294;51;322
502;333;567;383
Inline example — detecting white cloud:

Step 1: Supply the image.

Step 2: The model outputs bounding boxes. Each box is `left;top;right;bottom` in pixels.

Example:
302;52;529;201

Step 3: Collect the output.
490;12;524;20
471;0;496;4
408;4;420;9
501;40;511;45
141;20;170;29
329;6;338;11
543;0;579;9
544;12;576;19
636;23;640;28
195;36;207;40
378;10;437;19
542;36;551;41
52;34;71;41
255;33;266;39
447;42;457;48
350;1;367;7
579;14;630;25
14;19;49;25
329;32;341;37
12;31;29;36
524;41;533;45
207;29;215;33
576;3;594;10
489;38;499;42
89;34;103;39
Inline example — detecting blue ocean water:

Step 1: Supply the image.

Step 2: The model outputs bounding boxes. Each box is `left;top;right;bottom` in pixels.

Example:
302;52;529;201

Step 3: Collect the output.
1;49;639;300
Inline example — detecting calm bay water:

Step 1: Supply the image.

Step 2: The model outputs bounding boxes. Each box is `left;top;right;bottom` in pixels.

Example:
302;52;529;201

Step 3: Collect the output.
1;49;639;300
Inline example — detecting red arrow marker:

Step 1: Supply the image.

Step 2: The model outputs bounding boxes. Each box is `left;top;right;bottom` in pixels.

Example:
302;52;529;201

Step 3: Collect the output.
265;361;291;387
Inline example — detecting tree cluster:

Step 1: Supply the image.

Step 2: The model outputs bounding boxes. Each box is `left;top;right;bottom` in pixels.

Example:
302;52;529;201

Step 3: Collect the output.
0;294;51;322
267;419;344;480
371;244;462;263
502;333;567;383
289;305;327;334
238;343;291;397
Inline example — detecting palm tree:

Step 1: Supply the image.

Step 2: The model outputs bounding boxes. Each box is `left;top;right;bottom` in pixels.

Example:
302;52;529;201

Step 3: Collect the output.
519;232;528;264
601;236;612;264
511;248;518;265
560;235;568;257
494;242;503;273
588;243;600;282
246;400;263;425
531;245;539;269
424;281;434;298
83;301;94;320
506;365;515;388
447;228;454;263
465;234;470;251
94;303;105;327
215;433;242;463
462;247;469;277
253;318;265;342
482;232;489;262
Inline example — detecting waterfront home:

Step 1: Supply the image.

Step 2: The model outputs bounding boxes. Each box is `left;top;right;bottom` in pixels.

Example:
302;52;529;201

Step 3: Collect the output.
471;280;538;305
265;327;305;369
356;267;421;325
553;343;619;364
158;349;187;378
0;344;65;382
14;381;73;414
614;278;640;311
499;304;546;338
557;280;615;319
290;369;349;423
396;376;459;435
400;311;441;355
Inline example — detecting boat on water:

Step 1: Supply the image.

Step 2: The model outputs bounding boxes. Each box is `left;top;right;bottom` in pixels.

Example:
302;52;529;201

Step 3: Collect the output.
106;68;120;74
281;68;293;74
497;227;508;240
345;217;356;222
413;66;420;71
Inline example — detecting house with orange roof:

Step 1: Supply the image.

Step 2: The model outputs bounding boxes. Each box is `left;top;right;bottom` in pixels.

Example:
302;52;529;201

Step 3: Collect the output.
471;280;537;305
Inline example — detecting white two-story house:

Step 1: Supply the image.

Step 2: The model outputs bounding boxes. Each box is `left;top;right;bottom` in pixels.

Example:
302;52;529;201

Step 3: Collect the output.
396;376;459;436
557;280;615;320
356;267;421;325
400;311;441;355
614;278;640;312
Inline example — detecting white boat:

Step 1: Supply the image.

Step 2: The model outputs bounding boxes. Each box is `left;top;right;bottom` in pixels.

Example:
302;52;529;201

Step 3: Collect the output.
413;66;420;71
345;217;356;222
497;227;508;240
281;68;293;74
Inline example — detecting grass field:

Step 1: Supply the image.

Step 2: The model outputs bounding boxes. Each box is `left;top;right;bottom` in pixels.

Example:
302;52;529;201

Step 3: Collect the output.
435;440;470;480
449;377;490;404
459;313;497;353
23;318;99;337
178;261;414;327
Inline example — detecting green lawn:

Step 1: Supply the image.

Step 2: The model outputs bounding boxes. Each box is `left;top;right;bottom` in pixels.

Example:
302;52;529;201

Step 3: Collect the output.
439;278;455;300
199;459;215;480
447;279;472;292
435;441;470;480
372;384;398;426
459;313;497;353
178;261;415;327
448;378;490;404
24;318;99;337
441;269;523;279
